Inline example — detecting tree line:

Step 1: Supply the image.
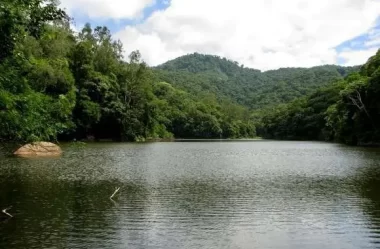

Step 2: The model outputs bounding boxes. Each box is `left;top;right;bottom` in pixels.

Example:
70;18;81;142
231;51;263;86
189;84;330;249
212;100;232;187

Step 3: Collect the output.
0;0;255;142
256;50;380;146
156;53;358;109
1;0;378;145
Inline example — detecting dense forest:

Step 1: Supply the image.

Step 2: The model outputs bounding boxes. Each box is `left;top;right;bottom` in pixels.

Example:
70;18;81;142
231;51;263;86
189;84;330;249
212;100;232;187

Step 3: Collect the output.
156;54;358;109
0;0;255;142
0;0;379;145
256;50;380;146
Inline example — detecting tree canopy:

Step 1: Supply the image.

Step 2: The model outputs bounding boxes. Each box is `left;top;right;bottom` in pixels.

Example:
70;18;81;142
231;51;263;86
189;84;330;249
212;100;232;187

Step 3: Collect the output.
0;0;377;145
0;2;255;142
257;50;380;146
155;53;358;109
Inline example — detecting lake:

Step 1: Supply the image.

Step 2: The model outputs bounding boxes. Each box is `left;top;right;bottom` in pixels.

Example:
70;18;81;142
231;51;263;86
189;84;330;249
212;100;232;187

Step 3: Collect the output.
1;141;380;249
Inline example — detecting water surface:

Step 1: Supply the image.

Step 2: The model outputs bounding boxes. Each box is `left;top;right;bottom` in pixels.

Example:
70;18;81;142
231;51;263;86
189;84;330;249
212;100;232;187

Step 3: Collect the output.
1;141;380;249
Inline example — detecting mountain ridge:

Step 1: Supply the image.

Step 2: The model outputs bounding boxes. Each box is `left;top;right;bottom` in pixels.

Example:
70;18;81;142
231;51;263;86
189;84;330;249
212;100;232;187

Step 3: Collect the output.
153;53;359;109
155;52;359;73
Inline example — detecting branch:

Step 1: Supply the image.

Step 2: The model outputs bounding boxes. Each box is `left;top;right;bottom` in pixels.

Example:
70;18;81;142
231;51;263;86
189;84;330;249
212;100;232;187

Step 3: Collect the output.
2;206;13;218
348;96;362;110
356;90;363;103
349;91;377;131
110;187;121;200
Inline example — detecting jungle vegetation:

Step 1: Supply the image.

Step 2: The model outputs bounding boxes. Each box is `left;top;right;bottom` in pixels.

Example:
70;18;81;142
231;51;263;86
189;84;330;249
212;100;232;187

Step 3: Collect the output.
1;0;379;146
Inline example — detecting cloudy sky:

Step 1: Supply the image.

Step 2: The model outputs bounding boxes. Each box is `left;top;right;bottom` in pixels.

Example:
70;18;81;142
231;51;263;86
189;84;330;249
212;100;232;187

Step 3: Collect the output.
60;0;380;70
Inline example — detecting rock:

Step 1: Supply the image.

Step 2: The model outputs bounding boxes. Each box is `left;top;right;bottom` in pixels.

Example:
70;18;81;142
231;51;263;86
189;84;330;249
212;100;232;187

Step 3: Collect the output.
14;142;62;157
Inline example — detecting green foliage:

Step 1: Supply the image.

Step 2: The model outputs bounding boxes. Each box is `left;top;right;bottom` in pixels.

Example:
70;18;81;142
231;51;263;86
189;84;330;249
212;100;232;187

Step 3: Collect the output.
0;0;74;142
155;53;358;109
0;89;74;142
325;52;380;145
258;49;380;146
0;0;376;144
0;15;255;142
0;0;68;62
69;25;155;141
257;83;344;140
150;81;254;139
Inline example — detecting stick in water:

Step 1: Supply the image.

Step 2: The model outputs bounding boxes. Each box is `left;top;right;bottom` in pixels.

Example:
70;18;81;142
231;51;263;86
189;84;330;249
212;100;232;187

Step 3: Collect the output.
2;206;13;218
110;187;121;199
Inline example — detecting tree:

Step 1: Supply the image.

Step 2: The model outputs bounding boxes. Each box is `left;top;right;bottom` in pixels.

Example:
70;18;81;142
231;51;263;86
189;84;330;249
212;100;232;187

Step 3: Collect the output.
0;0;68;62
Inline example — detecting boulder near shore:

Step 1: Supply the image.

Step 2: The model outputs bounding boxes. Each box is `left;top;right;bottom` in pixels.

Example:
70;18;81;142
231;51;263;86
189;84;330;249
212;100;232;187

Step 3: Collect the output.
14;142;62;157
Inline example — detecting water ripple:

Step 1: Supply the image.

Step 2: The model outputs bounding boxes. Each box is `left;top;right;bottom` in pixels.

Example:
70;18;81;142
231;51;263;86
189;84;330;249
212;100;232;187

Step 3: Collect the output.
0;141;380;249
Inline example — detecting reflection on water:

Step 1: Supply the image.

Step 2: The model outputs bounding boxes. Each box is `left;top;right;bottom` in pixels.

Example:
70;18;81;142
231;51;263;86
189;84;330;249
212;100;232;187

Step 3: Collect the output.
0;141;380;249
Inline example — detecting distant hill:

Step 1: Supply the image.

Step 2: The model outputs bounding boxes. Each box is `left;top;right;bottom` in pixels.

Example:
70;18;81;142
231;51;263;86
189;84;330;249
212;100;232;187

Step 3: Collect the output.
154;53;359;109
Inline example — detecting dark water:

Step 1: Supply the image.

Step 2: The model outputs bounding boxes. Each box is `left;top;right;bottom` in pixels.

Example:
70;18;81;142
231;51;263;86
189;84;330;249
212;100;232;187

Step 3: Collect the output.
1;141;380;249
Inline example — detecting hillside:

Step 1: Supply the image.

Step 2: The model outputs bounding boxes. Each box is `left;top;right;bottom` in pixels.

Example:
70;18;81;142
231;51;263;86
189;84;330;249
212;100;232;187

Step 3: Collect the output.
257;49;380;145
154;53;359;109
0;2;255;143
0;0;373;143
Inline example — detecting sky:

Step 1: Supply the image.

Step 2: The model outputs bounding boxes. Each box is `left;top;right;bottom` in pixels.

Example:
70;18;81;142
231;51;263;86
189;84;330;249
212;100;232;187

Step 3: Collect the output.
59;0;380;71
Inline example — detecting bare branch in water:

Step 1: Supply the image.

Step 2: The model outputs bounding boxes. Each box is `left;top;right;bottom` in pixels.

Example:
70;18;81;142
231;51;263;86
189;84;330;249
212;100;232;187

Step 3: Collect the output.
2;206;13;218
110;187;121;200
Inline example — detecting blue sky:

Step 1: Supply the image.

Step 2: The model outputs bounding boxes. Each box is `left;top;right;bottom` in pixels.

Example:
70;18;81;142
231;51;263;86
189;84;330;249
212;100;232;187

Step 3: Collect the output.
335;17;380;64
61;0;380;70
69;0;171;33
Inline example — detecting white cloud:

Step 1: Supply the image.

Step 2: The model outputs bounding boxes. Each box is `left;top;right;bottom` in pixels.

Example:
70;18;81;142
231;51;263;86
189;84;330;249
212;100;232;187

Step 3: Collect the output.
339;47;379;66
365;37;380;47
60;0;156;19
364;27;380;47
113;0;380;70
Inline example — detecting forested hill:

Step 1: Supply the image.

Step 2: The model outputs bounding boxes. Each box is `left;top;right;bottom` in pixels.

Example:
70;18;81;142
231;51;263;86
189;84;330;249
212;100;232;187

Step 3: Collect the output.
257;49;380;146
0;1;255;142
155;53;359;109
0;0;377;144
